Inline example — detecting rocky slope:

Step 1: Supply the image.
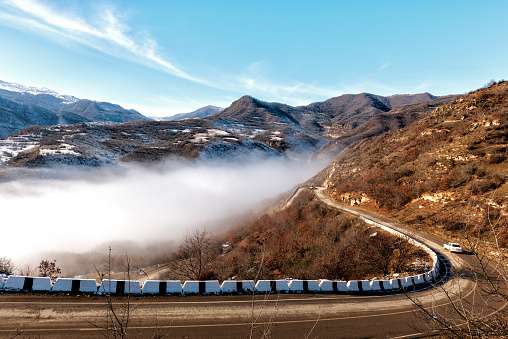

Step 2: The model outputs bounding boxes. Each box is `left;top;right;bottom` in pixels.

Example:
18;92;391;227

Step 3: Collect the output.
0;119;285;167
315;81;508;246
296;92;437;137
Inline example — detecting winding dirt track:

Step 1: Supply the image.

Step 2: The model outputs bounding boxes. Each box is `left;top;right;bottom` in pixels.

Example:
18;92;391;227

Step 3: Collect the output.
0;188;501;338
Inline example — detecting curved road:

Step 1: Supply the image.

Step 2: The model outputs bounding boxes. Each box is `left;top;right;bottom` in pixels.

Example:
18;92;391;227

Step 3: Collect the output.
0;188;498;338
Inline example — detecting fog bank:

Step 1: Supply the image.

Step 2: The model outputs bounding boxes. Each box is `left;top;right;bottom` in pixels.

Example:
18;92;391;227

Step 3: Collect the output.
0;157;326;269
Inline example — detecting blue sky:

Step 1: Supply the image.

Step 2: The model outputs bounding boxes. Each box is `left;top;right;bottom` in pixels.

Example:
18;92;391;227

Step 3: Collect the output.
0;0;506;116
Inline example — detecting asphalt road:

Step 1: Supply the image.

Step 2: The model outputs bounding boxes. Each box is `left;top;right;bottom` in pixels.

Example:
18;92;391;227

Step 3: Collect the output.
0;188;502;338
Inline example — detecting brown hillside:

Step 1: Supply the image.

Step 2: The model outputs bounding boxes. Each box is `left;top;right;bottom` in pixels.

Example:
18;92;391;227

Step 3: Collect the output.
319;81;508;245
312;95;456;159
165;190;431;282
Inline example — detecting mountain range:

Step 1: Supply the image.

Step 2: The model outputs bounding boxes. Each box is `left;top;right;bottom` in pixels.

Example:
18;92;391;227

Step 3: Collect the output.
0;80;149;138
0;79;456;166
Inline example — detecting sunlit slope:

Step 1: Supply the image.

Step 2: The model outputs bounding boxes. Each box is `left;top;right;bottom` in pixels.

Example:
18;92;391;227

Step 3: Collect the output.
317;81;508;243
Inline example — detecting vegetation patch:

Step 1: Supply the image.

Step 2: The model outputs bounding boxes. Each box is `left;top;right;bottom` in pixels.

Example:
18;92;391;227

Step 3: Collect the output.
165;190;430;282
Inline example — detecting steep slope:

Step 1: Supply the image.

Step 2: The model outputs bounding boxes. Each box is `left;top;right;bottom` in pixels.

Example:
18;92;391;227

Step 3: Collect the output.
0;96;59;138
56;111;91;125
315;81;508;245
164;105;222;120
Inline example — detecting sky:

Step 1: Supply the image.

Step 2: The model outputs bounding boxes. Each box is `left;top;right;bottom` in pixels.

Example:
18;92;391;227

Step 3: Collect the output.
0;0;506;117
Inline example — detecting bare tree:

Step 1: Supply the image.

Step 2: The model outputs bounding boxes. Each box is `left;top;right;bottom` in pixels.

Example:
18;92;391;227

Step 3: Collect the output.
0;256;14;275
17;263;36;276
170;228;219;280
90;248;134;339
90;247;170;339
38;259;61;282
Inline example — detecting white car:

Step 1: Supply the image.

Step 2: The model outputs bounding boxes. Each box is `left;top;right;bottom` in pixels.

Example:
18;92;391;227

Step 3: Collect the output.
444;242;463;253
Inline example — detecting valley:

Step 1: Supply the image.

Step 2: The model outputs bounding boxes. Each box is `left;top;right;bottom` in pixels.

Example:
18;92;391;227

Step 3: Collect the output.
1;79;508;338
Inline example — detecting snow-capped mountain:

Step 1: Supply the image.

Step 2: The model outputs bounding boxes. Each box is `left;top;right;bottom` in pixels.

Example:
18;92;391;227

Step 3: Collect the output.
0;80;79;104
0;79;150;137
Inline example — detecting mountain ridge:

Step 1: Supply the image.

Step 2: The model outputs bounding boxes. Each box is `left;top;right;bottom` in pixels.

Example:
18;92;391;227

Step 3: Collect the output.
0;78;454;166
163;105;223;121
0;80;150;138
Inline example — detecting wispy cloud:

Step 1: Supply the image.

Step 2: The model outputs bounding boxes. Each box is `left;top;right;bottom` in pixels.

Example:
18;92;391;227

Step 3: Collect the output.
0;0;206;84
0;1;407;109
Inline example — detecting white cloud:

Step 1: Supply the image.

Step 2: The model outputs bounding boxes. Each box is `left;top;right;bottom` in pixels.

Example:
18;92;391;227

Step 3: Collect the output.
0;0;205;83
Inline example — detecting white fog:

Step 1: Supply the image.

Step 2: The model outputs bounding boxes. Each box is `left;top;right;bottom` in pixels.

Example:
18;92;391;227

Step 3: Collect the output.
0;157;325;269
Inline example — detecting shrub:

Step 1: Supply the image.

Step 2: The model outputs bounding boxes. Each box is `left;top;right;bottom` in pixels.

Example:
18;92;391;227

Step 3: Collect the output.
489;153;506;164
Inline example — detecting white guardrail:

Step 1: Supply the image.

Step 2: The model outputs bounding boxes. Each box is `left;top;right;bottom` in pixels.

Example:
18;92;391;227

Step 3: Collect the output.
0;216;439;296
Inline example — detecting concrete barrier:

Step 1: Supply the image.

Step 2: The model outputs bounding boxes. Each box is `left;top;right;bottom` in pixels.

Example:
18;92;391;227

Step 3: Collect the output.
347;280;371;292
425;271;434;281
4;276;52;292
288;280;320;293
221;280;255;294
401;277;415;289
370;280;394;291
255;280;290;293
374;220;439;282
142;280;182;295
319;280;348;292
413;274;426;285
182;281;220;295
98;280;142;295
52;278;98;293
390;278;403;290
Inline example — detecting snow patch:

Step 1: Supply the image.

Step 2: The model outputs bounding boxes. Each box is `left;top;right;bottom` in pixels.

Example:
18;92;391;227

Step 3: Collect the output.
39;144;80;156
207;129;230;137
0;80;79;103
0;135;41;162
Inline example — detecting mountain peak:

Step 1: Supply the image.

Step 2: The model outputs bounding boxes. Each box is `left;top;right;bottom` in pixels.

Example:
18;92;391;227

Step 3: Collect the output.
234;95;259;105
0;80;79;103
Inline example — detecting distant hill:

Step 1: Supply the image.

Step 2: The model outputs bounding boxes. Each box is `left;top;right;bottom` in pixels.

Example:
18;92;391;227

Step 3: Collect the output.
0;96;58;138
311;95;456;159
296;92;438;136
0;80;150;137
57;100;147;123
164;105;222;120
0;80;79;111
